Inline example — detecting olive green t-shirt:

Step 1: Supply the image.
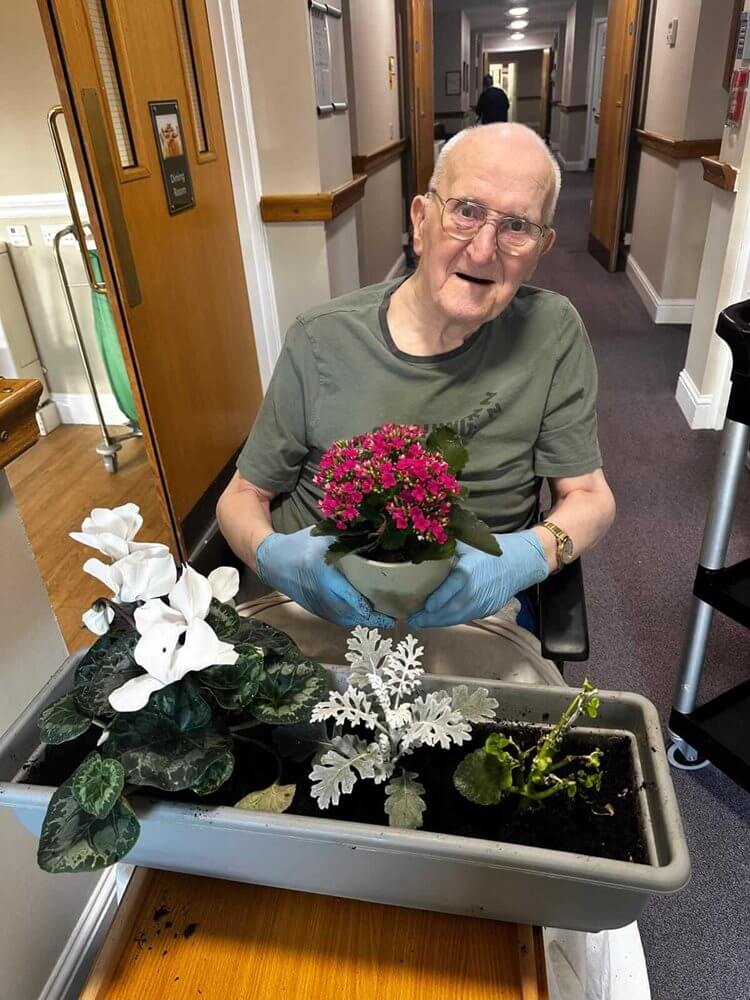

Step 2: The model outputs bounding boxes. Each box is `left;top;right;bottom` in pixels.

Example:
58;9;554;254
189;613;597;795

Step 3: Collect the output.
237;278;602;535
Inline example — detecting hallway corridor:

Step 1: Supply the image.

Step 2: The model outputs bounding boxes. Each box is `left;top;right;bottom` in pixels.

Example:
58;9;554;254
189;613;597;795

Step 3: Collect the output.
536;173;750;1000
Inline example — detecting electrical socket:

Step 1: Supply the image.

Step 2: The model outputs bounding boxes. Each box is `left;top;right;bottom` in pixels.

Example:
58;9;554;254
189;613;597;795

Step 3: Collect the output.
5;224;31;247
40;225;77;248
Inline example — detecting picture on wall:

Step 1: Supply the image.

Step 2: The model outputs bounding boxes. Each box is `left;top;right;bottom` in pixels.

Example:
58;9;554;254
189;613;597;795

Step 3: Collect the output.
445;70;460;96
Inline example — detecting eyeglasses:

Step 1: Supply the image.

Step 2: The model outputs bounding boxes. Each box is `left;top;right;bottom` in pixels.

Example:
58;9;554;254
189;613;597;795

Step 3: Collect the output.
428;189;548;256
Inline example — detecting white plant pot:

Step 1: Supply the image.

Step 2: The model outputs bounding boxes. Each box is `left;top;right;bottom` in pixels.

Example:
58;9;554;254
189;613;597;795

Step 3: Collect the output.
337;552;453;619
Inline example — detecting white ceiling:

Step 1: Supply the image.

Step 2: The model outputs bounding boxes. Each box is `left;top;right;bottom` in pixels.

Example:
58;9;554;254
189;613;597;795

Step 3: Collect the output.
433;0;570;39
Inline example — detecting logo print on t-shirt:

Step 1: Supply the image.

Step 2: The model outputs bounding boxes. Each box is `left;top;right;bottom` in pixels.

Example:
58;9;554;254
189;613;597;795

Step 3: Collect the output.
426;392;502;440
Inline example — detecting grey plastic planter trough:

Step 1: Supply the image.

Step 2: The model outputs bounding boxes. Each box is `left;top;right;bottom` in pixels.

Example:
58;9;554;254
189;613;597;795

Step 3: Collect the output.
0;651;690;932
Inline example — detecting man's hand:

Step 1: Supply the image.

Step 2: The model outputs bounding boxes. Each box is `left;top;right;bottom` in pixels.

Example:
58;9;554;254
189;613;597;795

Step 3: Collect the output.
407;531;550;629
256;527;395;629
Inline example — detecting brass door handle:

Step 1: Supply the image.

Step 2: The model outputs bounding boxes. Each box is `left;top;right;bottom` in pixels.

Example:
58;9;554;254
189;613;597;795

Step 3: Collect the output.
47;105;107;296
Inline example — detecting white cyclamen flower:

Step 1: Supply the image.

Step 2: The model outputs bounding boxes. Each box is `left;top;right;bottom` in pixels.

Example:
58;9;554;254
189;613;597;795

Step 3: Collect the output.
82;602;115;636
108;564;240;713
84;547;178;605
70;503;157;560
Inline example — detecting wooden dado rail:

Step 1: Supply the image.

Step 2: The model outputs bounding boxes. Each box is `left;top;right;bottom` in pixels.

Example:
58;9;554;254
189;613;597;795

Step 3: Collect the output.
701;155;739;192
635;128;722;161
352;137;407;176
0;378;42;470
260;173;367;223
558;103;587;113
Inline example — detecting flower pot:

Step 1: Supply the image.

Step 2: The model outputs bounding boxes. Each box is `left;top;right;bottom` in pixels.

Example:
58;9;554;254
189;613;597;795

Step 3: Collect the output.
0;653;690;932
337;552;453;619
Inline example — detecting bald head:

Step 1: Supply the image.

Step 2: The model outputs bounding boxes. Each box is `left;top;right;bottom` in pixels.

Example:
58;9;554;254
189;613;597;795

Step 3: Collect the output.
429;124;561;226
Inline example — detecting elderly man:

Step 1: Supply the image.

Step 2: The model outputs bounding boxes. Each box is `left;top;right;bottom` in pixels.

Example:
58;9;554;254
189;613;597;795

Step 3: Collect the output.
218;123;615;681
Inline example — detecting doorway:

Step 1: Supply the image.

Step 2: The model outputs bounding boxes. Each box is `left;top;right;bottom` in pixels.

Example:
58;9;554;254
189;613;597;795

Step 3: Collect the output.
2;0;264;650
585;17;608;168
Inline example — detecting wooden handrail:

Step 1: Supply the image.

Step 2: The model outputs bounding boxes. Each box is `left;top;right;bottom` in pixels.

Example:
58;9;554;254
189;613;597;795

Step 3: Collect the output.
701;155;738;192
0;378;42;470
352;137;407;175
635;128;721;161
260;174;367;223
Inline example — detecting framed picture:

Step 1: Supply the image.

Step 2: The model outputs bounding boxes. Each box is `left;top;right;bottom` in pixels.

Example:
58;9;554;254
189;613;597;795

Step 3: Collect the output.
463;60;469;93
445;70;460;96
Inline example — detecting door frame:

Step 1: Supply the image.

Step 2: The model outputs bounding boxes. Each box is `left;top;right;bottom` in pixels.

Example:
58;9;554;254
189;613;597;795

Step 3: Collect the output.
584;17;608;167
205;0;282;390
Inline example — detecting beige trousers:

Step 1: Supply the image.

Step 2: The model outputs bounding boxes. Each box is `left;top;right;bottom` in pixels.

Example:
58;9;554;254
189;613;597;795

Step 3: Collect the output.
235;592;564;686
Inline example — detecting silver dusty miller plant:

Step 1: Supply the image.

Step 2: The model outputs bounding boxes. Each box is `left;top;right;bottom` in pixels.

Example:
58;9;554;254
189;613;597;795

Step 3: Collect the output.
309;626;498;829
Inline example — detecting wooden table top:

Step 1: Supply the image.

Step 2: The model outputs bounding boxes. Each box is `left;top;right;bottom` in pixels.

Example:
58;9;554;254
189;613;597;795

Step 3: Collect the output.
82;869;549;1000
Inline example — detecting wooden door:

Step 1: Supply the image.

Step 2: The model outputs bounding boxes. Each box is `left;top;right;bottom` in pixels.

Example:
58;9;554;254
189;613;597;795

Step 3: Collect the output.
38;0;264;558
403;0;435;198
588;0;645;271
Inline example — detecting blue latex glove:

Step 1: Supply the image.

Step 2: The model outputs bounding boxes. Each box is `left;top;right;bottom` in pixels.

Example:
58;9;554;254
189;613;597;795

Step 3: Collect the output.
256;526;395;629
408;530;550;629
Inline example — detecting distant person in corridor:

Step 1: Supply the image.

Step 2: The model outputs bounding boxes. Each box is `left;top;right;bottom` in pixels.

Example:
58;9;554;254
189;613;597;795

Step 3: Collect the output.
475;73;510;124
218;123;615;684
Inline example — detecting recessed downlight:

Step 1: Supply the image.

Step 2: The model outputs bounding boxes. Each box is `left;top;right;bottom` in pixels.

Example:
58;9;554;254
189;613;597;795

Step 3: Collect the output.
510;32;526;40
509;19;529;29
508;6;529;14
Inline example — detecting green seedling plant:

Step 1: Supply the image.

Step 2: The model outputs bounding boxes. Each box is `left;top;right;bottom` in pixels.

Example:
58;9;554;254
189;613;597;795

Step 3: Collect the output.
453;680;604;808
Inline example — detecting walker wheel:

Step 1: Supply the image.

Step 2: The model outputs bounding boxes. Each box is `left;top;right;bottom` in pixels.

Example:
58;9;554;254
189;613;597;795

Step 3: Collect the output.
103;454;118;474
667;741;709;770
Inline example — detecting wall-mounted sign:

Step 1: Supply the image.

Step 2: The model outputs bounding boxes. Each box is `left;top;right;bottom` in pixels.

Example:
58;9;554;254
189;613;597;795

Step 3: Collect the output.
309;1;348;116
149;100;195;214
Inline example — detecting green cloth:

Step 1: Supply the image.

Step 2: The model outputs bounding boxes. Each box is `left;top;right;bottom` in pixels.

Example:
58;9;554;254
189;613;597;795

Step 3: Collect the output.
89;250;138;423
237;277;602;535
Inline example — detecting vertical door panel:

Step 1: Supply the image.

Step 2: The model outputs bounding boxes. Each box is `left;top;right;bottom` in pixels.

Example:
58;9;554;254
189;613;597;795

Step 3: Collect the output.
588;0;644;271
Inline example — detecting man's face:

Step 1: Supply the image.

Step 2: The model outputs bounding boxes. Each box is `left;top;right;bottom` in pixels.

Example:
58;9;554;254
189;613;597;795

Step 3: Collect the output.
411;136;556;329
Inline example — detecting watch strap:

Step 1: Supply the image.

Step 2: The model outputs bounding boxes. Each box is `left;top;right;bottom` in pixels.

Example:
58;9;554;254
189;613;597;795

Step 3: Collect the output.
540;520;571;572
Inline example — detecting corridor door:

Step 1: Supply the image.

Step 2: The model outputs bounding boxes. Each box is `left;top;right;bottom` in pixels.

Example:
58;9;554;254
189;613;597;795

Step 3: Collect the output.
404;0;435;198
38;0;264;557
588;0;645;271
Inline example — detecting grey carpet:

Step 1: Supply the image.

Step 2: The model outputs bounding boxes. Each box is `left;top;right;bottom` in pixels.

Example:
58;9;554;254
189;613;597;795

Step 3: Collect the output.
534;172;750;1000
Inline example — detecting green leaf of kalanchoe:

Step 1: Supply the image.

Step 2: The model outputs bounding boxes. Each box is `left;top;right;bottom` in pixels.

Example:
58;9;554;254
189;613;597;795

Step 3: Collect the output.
450;506;501;556
37;772;139;873
425;425;469;475
39;692;93;744
249;658;329;725
72;752;125;819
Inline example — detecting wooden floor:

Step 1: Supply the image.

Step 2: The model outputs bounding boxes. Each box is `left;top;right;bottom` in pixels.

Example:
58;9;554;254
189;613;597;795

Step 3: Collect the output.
6;425;170;652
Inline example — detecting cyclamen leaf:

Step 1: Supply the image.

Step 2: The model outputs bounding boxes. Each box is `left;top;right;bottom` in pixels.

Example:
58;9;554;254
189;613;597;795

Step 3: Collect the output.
205;599;241;640
235;782;296;813
231;618;302;661
190;752;235;795
449;685;498;725
74;633;141;717
39;693;93;745
250;658;329;725
200;644;263;689
38;779;139;873
72;752;125;819
400;692;471;751
310;735;392;809
453;748;513;805
310;687;375;729
384;771;427;829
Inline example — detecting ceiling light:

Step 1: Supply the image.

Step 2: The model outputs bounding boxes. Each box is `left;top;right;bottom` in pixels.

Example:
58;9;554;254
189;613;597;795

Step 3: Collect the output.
509;19;528;29
510;32;526;40
508;6;529;14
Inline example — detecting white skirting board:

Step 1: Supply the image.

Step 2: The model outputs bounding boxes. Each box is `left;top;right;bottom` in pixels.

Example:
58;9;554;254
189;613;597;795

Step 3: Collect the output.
626;255;695;325
558;156;588;172
675;368;718;430
38;869;119;1000
51;392;128;426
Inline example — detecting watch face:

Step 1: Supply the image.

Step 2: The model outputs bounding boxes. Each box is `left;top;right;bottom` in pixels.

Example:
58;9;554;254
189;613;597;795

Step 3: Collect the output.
561;537;574;563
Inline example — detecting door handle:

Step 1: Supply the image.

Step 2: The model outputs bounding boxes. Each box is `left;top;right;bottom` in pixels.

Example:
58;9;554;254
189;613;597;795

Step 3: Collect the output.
47;105;107;296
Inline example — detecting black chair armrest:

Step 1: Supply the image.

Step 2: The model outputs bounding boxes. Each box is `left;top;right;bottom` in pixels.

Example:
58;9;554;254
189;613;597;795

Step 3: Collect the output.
538;558;589;662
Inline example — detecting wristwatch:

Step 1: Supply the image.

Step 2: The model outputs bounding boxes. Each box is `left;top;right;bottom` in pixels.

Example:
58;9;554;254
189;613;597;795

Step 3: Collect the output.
540;520;575;572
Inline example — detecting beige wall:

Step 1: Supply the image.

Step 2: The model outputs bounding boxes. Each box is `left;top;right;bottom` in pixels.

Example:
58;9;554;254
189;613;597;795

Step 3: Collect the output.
238;0;360;335
434;10;472;132
629;0;734;307
559;0;594;166
346;0;405;286
0;471;98;997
